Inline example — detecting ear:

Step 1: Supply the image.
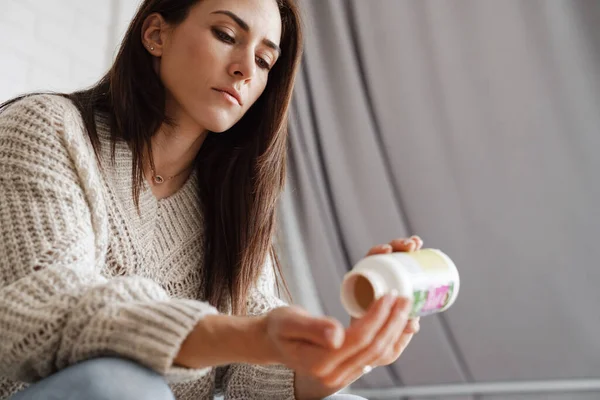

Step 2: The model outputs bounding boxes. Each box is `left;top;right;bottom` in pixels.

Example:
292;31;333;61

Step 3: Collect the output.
141;13;167;56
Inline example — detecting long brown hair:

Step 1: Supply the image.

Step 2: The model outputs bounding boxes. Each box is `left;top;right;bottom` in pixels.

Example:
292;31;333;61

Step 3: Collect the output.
1;0;303;315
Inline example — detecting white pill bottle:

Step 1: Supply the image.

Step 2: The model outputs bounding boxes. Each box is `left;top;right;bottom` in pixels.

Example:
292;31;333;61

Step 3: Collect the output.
341;249;460;318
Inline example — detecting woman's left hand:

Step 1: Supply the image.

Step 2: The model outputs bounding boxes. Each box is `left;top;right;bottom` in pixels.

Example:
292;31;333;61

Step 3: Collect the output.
294;236;423;400
352;235;423;365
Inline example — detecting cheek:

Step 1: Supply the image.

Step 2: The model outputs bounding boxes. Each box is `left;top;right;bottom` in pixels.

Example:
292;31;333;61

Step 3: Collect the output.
245;80;269;109
160;35;212;99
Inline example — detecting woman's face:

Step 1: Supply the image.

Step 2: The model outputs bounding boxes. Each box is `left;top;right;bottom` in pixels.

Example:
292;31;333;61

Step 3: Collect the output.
145;0;282;133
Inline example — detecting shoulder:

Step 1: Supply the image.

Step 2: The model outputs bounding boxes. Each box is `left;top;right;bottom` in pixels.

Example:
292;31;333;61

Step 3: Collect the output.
0;94;89;147
0;94;97;169
1;94;81;126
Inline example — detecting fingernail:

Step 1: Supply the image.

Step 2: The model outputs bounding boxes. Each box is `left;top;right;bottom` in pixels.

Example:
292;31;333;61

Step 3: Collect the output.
383;293;396;306
408;243;417;251
325;327;342;348
381;244;392;251
396;297;412;312
405;318;420;333
413;320;421;332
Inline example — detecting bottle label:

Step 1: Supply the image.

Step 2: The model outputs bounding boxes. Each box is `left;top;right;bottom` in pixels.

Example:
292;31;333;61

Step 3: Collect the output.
391;249;458;316
412;282;456;316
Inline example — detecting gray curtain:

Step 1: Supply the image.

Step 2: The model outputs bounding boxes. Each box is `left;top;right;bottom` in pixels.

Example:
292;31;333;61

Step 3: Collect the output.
278;0;600;399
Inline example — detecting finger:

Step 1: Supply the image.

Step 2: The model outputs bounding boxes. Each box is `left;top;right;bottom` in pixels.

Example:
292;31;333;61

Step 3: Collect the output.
392;316;420;356
386;318;419;364
328;297;412;386
389;238;416;252
280;310;346;349
284;337;340;374
351;312;408;331
393;329;416;356
315;293;397;376
403;318;420;334
383;318;418;365
410;235;424;250
366;243;393;257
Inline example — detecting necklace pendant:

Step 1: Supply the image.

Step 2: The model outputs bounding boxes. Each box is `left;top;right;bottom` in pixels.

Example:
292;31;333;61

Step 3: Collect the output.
153;175;165;184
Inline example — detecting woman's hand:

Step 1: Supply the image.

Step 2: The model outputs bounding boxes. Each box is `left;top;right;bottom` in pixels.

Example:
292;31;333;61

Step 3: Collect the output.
353;236;423;364
261;305;346;369
293;235;424;400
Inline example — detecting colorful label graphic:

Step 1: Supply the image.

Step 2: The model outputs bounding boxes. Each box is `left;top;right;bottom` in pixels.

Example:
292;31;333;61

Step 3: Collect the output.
412;282;455;316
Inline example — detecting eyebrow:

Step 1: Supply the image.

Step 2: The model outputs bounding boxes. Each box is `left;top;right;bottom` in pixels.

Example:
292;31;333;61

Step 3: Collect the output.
211;10;282;56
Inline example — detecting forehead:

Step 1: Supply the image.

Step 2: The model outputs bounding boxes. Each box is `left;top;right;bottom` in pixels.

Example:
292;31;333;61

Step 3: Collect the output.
192;0;282;44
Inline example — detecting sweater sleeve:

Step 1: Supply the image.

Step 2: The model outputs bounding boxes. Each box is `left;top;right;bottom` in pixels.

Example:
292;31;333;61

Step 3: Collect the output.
0;95;217;384
221;255;296;400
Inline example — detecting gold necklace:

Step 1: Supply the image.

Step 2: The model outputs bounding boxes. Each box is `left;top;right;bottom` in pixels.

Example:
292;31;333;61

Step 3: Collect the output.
150;165;193;185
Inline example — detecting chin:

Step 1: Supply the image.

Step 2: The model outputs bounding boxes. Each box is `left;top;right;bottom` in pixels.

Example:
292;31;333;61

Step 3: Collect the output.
208;123;233;133
199;109;241;133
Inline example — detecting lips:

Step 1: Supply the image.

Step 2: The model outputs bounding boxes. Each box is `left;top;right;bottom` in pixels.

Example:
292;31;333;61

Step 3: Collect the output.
213;87;242;106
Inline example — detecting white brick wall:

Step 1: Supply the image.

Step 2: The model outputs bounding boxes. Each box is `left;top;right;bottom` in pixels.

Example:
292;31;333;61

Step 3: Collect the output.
1;0;142;103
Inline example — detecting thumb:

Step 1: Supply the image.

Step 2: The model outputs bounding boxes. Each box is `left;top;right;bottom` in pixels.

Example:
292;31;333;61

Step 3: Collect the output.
281;309;345;349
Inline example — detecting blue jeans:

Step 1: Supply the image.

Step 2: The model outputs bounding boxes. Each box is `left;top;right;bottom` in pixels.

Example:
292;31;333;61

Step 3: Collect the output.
11;357;367;400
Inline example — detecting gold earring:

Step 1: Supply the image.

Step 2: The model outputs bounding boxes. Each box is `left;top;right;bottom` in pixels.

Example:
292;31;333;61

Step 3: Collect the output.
150;46;155;51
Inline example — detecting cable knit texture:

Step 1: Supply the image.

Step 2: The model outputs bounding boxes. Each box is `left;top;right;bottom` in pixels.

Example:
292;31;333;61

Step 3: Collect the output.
0;95;295;399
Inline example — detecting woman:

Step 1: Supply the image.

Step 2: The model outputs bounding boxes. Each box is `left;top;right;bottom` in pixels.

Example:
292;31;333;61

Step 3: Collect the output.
0;0;422;399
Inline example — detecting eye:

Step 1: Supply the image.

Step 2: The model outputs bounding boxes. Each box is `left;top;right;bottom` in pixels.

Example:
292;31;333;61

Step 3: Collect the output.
213;29;235;44
256;56;271;70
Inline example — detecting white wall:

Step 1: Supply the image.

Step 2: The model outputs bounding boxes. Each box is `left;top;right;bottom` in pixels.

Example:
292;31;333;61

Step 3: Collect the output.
1;0;142;103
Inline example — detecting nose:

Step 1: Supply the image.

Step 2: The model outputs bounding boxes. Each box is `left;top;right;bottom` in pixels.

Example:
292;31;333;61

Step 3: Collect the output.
228;50;256;83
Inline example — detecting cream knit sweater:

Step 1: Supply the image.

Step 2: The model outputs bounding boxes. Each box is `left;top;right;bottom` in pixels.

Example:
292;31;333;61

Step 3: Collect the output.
0;95;295;399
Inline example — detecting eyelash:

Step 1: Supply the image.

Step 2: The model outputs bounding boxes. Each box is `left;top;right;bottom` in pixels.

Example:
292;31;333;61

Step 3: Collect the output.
213;29;272;71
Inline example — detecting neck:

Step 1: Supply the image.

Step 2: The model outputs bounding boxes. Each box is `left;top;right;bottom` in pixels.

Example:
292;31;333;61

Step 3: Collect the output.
148;125;208;177
145;102;209;183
